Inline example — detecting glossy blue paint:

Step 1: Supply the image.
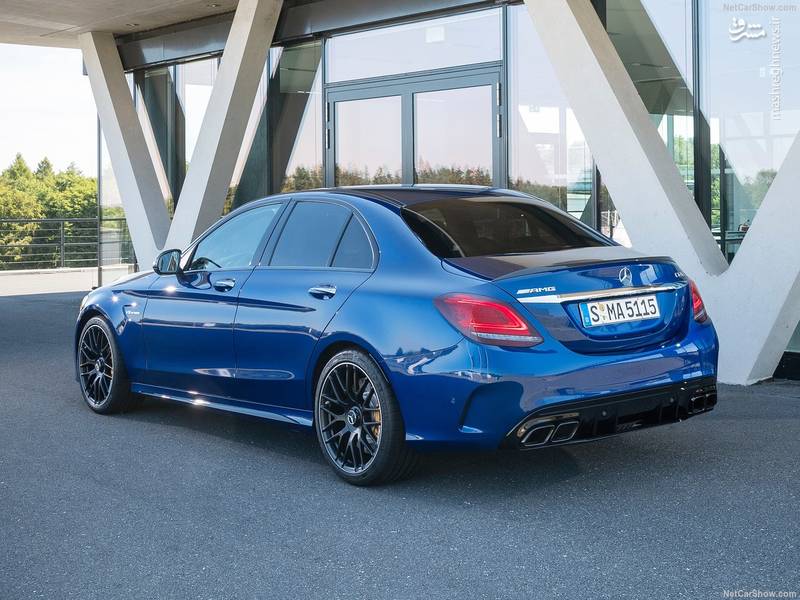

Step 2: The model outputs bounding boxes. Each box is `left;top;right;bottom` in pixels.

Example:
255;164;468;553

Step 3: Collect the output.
76;187;718;451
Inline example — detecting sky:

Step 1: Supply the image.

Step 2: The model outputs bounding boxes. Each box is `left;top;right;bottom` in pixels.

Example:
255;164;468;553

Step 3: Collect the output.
0;43;97;176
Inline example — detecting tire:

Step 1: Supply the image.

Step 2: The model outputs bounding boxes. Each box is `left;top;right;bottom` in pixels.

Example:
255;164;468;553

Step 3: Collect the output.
76;316;137;414
314;349;418;486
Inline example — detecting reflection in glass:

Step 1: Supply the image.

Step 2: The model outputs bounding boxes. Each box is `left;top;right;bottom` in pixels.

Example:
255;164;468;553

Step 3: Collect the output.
136;58;219;214
788;324;800;353
414;86;493;185
227;60;269;213
598;181;632;247
327;9;502;82
507;5;593;223
699;2;800;258
269;42;323;193
179;59;217;166
138;66;178;211
607;0;695;211
335;96;402;185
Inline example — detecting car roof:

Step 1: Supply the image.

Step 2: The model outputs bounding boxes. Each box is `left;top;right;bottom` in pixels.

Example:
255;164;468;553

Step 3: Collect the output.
311;184;530;208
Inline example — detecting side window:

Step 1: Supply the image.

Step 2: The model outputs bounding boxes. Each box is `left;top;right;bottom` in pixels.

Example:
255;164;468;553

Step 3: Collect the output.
270;202;351;267
188;203;281;271
332;217;373;269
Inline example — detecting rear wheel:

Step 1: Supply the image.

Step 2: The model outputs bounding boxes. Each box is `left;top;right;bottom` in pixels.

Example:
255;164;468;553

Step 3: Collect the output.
77;316;137;414
314;349;417;485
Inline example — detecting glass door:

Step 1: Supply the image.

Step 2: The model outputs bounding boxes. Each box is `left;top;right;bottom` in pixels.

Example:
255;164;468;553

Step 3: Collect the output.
414;85;495;185
333;95;403;185
326;68;503;187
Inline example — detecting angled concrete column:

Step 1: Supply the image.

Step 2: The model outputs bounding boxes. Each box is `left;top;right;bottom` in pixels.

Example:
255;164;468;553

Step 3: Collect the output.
522;0;800;384
165;0;282;249
708;133;800;384
522;0;727;279
80;32;170;268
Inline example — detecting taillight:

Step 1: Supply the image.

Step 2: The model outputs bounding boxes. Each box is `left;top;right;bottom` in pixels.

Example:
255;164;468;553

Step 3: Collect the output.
689;280;707;323
434;293;543;347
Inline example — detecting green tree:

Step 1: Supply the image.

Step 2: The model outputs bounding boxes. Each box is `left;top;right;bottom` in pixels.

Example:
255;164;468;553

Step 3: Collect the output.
3;153;33;183
35;157;55;180
0;179;44;268
0;155;99;269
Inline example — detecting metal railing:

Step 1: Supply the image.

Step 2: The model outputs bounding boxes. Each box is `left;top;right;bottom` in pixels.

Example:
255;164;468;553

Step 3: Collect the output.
0;217;135;271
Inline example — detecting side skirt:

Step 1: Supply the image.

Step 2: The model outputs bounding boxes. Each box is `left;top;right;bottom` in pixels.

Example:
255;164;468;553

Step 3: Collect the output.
130;383;314;427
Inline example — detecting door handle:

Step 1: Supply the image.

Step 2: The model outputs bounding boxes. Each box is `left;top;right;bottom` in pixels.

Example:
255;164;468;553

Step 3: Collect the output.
213;278;236;292
308;284;337;299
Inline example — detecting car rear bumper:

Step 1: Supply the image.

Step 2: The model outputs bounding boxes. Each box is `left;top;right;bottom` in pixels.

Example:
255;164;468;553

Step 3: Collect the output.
391;320;718;450
502;377;717;449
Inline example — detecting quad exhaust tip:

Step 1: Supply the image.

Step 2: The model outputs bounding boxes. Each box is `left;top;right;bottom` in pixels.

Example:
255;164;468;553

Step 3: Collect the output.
551;420;580;443
518;415;580;448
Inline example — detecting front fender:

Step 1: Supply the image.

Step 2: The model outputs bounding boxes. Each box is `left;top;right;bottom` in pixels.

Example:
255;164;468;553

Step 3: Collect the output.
74;272;158;381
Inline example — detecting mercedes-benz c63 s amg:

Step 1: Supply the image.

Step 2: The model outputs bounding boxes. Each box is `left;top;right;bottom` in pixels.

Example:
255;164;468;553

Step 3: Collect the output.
75;186;718;485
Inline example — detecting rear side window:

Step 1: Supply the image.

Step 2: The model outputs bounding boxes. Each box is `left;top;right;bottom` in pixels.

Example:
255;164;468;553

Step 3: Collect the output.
402;197;609;258
332;218;373;269
270;201;351;267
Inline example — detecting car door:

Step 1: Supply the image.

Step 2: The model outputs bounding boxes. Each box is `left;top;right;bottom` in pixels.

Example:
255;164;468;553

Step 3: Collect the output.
140;202;285;398
234;199;376;410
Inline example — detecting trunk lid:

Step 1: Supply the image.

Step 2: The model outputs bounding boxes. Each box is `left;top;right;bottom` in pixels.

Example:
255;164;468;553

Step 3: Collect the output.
446;247;691;354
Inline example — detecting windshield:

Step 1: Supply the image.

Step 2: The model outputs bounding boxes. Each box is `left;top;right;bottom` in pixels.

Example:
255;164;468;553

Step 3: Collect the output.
402;197;610;258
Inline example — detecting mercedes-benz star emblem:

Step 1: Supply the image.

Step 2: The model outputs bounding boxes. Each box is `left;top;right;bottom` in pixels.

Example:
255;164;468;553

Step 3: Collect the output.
618;266;633;286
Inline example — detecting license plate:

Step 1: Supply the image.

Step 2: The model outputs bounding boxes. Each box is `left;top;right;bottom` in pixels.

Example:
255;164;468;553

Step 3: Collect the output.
579;294;660;327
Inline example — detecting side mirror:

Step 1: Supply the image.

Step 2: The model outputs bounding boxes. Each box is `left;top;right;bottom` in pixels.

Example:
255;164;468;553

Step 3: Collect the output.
153;249;182;275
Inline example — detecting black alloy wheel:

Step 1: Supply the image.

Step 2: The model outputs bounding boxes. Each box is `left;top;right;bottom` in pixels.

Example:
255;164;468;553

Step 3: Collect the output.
315;349;418;485
78;323;114;406
77;316;136;414
318;361;383;473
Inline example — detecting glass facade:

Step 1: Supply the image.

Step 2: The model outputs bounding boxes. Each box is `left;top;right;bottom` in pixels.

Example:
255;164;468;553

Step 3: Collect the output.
608;0;695;193
507;5;593;222
97;1;800;369
134;57;219;213
414;86;494;185
335;96;402;185
227;58;270;212
699;2;800;261
269;42;323;193
326;9;502;82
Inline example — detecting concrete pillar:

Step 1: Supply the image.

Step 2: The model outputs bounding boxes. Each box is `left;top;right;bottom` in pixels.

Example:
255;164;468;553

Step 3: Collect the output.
710;133;800;384
165;0;282;249
80;31;170;268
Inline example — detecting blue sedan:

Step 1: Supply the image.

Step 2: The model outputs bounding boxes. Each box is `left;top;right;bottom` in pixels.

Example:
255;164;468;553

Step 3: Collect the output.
75;186;718;485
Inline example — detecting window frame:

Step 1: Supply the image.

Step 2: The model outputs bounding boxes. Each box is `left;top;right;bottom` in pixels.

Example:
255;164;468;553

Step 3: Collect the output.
258;197;378;272
180;199;288;274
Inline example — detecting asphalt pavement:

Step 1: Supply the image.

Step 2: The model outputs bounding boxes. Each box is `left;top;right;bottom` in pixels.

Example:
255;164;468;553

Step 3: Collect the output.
1;291;798;599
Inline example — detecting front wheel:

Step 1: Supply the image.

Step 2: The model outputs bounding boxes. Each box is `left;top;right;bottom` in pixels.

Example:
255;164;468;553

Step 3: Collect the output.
314;349;418;485
77;316;137;414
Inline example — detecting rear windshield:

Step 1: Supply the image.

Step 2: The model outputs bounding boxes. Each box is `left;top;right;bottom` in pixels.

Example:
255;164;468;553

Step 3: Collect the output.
402;197;610;258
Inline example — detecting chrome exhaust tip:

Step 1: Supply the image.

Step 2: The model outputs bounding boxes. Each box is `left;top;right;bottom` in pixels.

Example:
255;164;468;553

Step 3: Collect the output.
551;420;580;443
521;424;555;447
